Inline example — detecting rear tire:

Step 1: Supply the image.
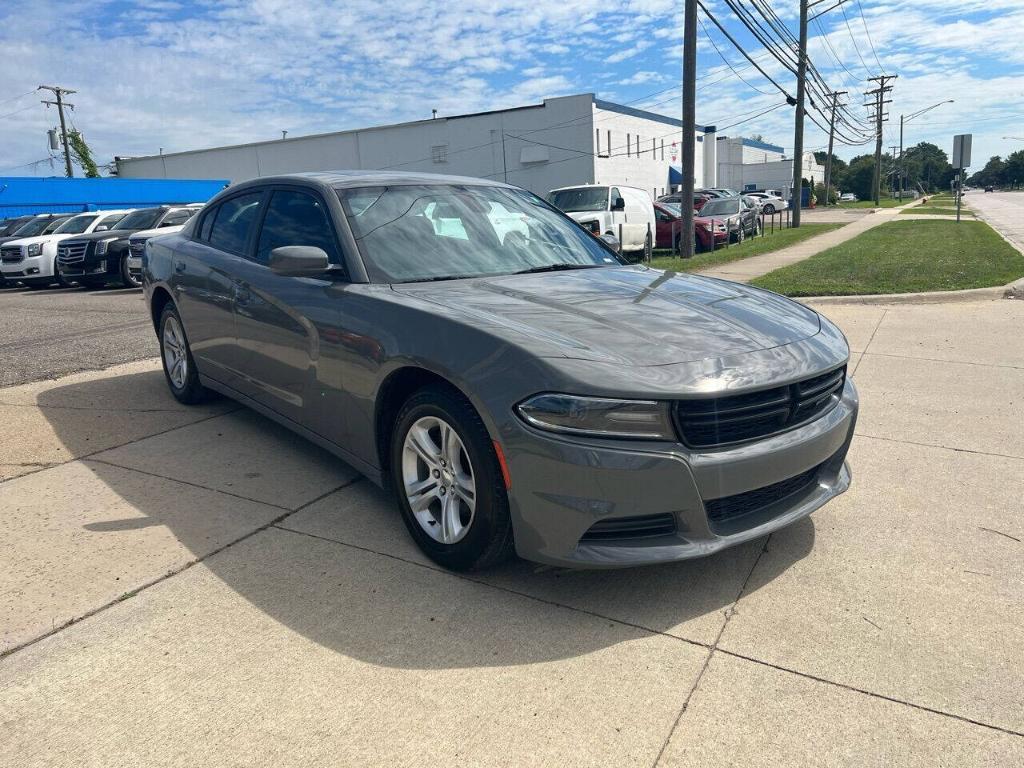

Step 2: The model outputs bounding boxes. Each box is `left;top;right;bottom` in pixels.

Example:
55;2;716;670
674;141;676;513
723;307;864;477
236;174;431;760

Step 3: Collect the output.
763;204;776;215
390;385;513;571
158;303;209;405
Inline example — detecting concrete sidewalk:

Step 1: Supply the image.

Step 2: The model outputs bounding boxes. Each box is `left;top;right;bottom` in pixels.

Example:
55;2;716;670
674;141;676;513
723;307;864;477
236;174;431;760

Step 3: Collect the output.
698;201;921;283
2;299;1023;765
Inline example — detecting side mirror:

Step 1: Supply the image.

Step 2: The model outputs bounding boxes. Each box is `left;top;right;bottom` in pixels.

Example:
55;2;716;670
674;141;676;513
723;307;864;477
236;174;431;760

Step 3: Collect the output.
268;245;330;277
96;225;109;232
600;232;620;250
612;197;626;211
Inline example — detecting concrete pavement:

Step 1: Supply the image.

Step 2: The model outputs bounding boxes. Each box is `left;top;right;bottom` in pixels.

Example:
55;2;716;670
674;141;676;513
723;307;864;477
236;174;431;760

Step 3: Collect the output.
969;191;1024;252
1;299;1022;766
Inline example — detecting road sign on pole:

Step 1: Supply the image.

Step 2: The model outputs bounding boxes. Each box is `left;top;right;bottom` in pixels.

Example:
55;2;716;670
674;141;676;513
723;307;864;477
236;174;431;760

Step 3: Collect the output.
952;134;972;170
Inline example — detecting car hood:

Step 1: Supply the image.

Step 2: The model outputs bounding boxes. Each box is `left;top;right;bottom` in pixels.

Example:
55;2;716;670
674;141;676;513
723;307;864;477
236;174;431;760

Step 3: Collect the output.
391;266;821;367
130;225;184;240
64;229;140;243
2;234;69;247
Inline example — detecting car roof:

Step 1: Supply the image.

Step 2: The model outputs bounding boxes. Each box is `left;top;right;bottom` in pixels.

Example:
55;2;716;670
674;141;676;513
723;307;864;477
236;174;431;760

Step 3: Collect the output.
230;170;515;192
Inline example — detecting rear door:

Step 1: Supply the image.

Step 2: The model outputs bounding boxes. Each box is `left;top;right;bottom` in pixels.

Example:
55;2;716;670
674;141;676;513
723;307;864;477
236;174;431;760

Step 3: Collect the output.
230;186;345;427
174;191;266;387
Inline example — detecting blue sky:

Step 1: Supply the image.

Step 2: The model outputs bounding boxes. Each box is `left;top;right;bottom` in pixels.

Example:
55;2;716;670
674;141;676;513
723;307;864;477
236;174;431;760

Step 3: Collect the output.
1;0;1022;177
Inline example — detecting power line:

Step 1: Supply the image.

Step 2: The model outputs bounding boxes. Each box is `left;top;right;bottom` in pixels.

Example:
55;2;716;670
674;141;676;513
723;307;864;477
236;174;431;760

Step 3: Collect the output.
0;90;35;108
0;103;38;120
840;2;875;75
698;15;772;96
855;0;884;72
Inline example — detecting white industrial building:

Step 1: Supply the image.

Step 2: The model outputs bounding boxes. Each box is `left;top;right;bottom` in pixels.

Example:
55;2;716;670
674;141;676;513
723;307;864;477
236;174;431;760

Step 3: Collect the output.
716;136;825;199
115;93;717;198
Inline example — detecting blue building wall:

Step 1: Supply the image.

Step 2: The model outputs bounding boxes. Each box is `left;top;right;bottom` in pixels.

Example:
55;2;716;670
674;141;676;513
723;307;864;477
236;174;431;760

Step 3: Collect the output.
0;177;229;217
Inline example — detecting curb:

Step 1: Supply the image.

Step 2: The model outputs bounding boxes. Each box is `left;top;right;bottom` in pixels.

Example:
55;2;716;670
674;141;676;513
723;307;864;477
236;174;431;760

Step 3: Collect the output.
800;277;1024;306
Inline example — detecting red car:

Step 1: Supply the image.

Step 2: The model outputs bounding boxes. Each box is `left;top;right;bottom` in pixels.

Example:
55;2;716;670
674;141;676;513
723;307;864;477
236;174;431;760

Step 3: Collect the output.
654;202;729;252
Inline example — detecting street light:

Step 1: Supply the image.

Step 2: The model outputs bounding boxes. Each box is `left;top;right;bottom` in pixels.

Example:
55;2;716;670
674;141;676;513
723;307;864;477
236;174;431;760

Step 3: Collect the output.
899;100;955;201
1003;136;1024;141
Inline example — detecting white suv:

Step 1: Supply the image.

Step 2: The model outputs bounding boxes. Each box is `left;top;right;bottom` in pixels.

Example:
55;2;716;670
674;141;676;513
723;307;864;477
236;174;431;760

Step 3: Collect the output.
1;209;133;289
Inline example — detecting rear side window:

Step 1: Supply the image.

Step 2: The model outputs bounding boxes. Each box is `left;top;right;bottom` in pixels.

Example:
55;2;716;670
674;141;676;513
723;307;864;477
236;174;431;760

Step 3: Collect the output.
255;189;340;265
161;209;195;227
208;193;262;254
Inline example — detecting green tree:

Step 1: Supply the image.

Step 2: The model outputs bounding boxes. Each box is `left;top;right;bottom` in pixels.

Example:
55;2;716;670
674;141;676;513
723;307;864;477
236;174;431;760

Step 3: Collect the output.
1004;150;1024;189
67;130;101;178
900;142;953;193
843;154;877;200
968;156;1006;188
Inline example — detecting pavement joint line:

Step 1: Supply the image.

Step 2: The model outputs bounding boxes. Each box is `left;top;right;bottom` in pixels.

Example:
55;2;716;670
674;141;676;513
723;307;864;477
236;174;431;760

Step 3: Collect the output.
0;401;219;414
715;648;1024;740
0;319;152;351
85;457;296;513
0;476;362;662
0;406;241;488
852;309;888;377
650;535;772;767
270;523;713;652
857;350;1024;372
854;431;1024;462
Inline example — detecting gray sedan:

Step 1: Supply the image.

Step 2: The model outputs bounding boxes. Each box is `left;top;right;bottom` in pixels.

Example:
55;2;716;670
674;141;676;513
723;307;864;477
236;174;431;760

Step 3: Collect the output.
144;171;857;571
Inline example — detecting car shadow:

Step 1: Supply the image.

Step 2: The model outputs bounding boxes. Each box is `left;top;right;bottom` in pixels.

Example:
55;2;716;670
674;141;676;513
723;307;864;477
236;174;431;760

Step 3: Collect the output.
37;370;815;669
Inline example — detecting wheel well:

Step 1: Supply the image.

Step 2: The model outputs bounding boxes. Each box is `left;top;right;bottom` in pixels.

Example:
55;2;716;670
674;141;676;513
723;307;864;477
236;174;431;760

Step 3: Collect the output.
149;287;173;332
374;367;464;473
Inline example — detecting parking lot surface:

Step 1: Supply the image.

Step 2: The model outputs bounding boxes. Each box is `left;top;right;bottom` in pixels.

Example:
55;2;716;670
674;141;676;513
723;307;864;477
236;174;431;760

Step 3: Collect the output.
0;285;152;387
1;297;1022;766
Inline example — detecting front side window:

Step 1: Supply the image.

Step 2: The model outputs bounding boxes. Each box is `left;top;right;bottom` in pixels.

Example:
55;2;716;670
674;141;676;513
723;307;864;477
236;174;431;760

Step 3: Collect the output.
54;214;99;234
208;193;263;254
338;184;623;283
256;189;341;265
548;187;609;213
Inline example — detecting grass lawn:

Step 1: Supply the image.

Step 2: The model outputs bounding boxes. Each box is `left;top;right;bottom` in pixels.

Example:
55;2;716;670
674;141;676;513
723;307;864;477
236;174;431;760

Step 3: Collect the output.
902;196;974;217
750;219;1024;296
835;197;905;209
649;223;844;272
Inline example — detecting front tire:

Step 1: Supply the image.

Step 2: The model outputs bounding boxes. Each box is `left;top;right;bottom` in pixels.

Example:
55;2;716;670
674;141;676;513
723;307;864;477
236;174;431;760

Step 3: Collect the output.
159;303;209;404
120;254;142;288
762;203;776;215
391;385;513;571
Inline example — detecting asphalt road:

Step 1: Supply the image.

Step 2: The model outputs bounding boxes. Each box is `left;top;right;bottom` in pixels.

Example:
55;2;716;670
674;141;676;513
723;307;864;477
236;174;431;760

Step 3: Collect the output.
970;190;1024;252
0;285;155;387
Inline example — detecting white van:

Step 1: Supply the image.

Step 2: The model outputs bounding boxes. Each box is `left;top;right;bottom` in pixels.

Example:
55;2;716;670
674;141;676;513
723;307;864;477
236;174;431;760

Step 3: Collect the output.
548;184;656;258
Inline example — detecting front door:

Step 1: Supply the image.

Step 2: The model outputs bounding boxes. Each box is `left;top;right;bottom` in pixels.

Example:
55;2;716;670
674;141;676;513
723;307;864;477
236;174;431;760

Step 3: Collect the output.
231;187;346;429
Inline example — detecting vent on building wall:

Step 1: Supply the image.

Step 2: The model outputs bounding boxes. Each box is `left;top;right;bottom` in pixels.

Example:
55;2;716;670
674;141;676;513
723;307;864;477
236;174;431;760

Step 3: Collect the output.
431;144;448;164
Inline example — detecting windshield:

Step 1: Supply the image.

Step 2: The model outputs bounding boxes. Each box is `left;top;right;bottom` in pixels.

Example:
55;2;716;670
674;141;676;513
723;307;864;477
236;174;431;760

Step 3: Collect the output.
114;208;163;231
54;214;99;234
338;184;623;283
700;198;741;217
661;203;682;217
14;216;60;237
548;187;609;213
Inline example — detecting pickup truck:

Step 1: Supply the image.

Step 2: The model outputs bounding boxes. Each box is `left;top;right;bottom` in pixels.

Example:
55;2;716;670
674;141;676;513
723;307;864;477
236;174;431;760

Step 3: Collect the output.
57;205;202;288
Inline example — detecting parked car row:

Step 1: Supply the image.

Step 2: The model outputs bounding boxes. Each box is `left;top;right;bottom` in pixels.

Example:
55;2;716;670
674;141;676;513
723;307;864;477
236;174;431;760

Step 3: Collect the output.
0;204;203;289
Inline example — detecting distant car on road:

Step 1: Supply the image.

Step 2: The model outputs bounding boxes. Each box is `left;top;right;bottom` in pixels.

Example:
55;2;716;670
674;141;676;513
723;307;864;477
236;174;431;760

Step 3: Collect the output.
144;170;857;571
839;193;858;202
984;186;995;193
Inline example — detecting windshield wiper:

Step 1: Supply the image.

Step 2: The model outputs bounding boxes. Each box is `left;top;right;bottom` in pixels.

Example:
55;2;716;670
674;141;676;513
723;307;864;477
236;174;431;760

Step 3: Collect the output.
404;274;482;283
511;263;603;275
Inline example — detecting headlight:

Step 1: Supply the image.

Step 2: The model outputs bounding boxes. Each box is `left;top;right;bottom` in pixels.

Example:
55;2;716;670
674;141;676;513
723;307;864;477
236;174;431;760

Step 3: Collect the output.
95;238;114;255
516;393;675;440
27;243;42;257
580;219;601;235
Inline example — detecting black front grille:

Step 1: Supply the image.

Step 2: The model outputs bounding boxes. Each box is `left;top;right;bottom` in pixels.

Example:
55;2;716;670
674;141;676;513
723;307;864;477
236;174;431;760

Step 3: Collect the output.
705;463;823;524
57;241;89;265
580;513;677;542
1;246;23;264
673;366;846;449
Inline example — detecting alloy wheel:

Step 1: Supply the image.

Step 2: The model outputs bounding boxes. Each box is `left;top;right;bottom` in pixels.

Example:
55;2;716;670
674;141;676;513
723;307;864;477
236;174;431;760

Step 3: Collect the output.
401;415;476;544
162;315;189;389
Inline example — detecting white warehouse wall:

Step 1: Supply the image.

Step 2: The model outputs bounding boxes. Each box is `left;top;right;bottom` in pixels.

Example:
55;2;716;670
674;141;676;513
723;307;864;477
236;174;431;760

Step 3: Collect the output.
117;94;710;199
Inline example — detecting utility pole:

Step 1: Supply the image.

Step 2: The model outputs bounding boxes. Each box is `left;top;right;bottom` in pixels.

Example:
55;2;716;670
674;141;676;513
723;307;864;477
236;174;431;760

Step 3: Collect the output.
680;0;697;257
38;85;76;178
823;90;847;206
889;145;900;197
898;114;904;201
864;75;896;206
790;0;809;226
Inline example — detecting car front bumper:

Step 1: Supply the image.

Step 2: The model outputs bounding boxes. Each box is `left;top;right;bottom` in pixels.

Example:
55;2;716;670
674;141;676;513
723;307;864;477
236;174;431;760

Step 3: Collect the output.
501;377;858;568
